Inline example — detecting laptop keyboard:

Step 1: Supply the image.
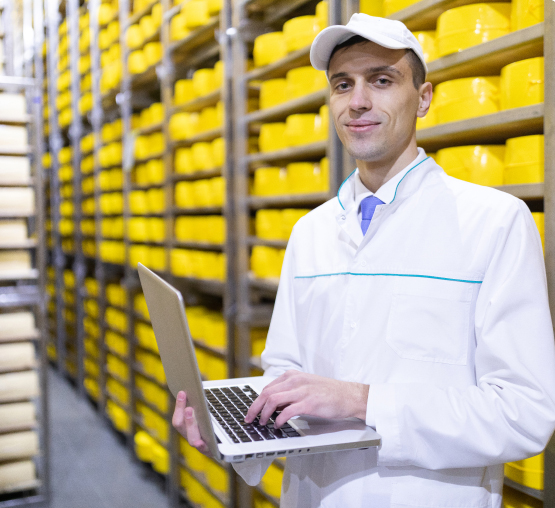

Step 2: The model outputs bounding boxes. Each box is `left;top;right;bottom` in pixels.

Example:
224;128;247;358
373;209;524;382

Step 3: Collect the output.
204;385;301;443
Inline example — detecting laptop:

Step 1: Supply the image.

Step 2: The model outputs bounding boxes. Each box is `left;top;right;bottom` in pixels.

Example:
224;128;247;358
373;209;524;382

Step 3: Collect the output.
137;263;381;462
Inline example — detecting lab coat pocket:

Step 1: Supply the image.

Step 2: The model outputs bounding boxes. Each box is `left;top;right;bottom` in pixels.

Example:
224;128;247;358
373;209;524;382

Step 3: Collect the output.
386;278;472;365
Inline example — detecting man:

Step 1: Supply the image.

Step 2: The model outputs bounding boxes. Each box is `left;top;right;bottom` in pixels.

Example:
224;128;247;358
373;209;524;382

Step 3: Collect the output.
173;13;555;507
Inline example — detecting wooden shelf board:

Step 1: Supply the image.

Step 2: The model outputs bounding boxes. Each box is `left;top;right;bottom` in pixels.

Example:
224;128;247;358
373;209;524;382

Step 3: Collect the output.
169;17;219;65
193;339;226;357
0;240;37;250
246;46;311;82
172;167;222;181
416;104;543;152
173;206;224;215
427;24;544;85
172;276;225;296
126;0;158;27
247;140;327;165
504;477;543;500
248;191;329;209
0;329;40;343
494;183;543;200
0;269;39;281
170;127;223;148
0;114;31;125
130;65;159;91
388;0;511;31
172;241;224;251
246;89;327;124
0;145;31;156
171;89;221;114
249;274;279;294
247;236;288;249
133;121;163;136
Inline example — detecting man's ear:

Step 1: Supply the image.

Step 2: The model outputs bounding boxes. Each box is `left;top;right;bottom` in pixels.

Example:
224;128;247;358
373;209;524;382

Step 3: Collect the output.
417;82;433;118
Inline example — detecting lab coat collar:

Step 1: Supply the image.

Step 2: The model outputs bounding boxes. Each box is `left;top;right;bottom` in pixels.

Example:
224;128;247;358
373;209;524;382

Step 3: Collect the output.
335;149;437;248
336;149;435;214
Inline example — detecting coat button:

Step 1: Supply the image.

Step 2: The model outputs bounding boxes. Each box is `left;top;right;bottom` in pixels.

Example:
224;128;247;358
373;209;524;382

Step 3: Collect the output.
340;215;346;220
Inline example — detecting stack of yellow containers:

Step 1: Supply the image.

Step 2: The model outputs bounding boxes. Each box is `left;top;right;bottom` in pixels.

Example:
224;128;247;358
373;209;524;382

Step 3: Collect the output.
98;118;126;264
80;132;96;257
56;19;72;128
61;270;78;378
127;2;163;75
83;278;101;401
56;146;75;253
78;11;93;115
180;438;228;508
103;282;132;432
170;0;223;43
134;429;170;475
45;268;57;362
186;306;227;380
99;1;122;95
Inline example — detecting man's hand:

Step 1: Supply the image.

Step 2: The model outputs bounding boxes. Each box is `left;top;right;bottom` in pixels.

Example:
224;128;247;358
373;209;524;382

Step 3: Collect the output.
172;391;211;456
245;370;369;428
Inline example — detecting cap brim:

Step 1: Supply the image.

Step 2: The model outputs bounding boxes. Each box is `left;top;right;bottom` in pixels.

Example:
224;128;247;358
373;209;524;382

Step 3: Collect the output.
310;25;409;71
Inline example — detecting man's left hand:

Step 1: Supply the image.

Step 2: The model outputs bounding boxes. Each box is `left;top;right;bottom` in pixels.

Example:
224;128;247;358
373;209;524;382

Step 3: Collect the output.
244;370;369;428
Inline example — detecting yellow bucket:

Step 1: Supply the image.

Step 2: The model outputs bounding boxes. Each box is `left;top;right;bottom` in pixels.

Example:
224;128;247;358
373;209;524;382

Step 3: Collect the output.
144;41;162;66
511;0;544;30
436;145;505;186
128;50;146;75
287;162;328;193
500;57;544;110
255;210;283;240
285;114;318;146
174;79;196;105
435;77;500;124
504;135;544;184
139;15;156;40
253;32;287;67
175;147;195;174
192;142;214;170
193;68;216;97
283;16;321;53
437;3;510;58
212;137;225;167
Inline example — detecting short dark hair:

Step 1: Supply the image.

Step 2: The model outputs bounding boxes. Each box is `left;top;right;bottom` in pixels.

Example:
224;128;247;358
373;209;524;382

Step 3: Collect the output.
328;35;426;89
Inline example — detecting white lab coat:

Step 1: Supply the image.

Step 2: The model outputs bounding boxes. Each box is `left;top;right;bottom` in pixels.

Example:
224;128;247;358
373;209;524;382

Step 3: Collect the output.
234;152;555;507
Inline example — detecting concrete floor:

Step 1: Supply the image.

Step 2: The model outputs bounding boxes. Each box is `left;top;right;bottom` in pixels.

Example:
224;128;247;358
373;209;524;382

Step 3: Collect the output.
48;367;171;508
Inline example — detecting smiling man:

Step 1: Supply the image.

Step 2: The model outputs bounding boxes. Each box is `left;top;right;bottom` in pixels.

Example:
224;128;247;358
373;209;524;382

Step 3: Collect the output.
172;14;555;507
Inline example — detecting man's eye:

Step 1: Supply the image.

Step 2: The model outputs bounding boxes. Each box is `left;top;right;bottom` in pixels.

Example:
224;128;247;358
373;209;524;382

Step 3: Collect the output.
337;82;350;91
376;78;391;85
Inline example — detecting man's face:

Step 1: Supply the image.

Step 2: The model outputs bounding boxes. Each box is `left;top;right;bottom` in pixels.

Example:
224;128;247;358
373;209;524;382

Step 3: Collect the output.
328;40;427;163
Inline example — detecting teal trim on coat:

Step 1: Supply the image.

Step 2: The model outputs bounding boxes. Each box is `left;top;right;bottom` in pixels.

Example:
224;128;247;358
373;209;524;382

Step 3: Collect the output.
294;272;482;284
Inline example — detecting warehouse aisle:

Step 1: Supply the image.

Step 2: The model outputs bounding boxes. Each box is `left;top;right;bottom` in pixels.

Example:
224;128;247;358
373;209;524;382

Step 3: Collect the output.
48;367;171;508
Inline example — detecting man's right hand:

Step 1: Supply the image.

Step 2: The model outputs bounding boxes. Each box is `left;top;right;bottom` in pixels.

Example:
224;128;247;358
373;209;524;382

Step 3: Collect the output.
172;390;211;456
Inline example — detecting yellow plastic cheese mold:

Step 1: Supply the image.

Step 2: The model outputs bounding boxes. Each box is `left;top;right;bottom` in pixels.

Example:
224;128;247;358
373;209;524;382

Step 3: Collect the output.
139;14;157;40
505;452;544;491
259;123;288;152
128;50;147;75
283;16;321;53
436;145;505;186
174;79;196;105
413;31;437;62
434;76;500;124
285;66;327;100
500;57;544;110
183;0;210;29
383;0;420;16
287;160;330;193
252;167;288;196
260;78;287;110
437;3;510;58
360;0;385;16
144;42;162;67
251;246;285;279
253;32;288;68
316;1;328;30
193;68;216;97
511;0;544;30
170;12;190;42
504;134;544;184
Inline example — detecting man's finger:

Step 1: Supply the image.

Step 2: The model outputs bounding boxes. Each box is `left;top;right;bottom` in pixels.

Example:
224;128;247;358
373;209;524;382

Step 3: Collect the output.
274;403;303;428
172;391;188;433
259;391;296;425
184;407;203;446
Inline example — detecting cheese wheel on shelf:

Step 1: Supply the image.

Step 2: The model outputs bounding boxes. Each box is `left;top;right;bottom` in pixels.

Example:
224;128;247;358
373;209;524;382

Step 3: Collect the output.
0;312;36;338
0;403;36;431
0;156;31;184
0;460;36;490
0;431;39;461
0;371;39;402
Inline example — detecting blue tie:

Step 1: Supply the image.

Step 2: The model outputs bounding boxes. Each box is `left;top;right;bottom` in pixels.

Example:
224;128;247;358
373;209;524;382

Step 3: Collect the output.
360;195;384;235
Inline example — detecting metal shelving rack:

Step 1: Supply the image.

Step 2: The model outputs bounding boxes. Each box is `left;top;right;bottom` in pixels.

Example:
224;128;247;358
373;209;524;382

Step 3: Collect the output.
0;0;49;504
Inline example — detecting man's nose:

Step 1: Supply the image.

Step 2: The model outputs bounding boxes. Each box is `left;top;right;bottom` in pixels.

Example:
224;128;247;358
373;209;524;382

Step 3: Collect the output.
349;82;372;112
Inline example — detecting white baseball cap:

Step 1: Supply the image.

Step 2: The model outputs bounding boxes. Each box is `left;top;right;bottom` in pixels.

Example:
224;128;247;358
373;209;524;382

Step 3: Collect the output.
310;13;428;74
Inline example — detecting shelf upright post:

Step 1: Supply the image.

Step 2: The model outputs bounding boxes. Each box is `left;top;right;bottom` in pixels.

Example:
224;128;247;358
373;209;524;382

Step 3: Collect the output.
119;0;137;452
67;0;86;394
46;0;67;375
2;0;14;76
159;0;182;504
31;0;50;501
542;0;555;501
89;0;108;413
